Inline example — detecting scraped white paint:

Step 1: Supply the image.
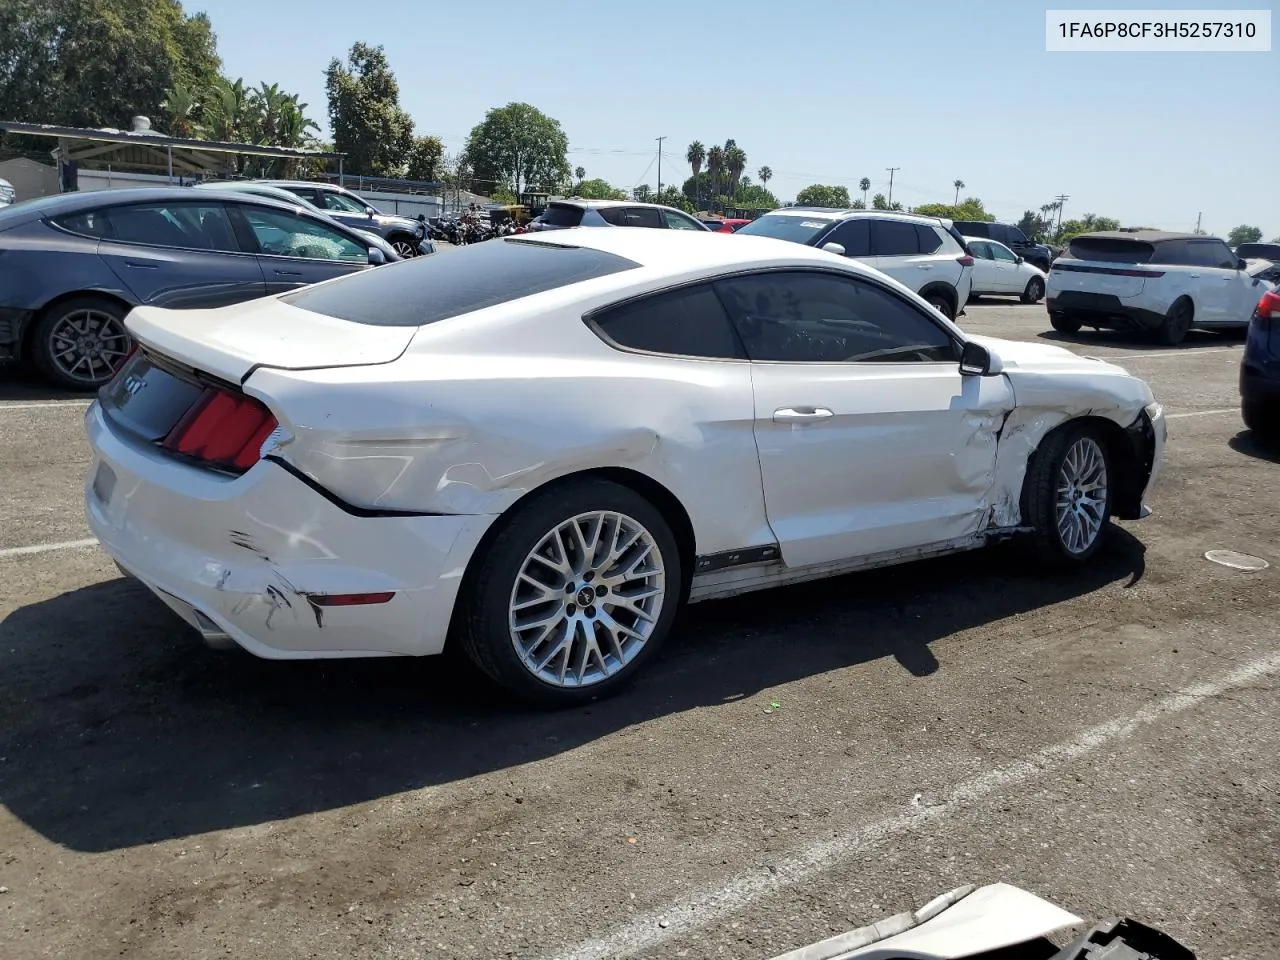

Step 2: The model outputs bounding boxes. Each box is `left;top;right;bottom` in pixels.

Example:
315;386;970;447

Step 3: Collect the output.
1165;408;1238;419
546;648;1280;960
0;538;98;559
0;400;94;411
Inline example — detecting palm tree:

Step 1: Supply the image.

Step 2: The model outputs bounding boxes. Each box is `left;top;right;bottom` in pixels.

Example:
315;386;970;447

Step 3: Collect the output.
859;177;871;205
686;141;705;179
575;166;586;183
757;165;772;190
160;84;204;139
706;145;725;207
953;179;965;204
725;145;747;198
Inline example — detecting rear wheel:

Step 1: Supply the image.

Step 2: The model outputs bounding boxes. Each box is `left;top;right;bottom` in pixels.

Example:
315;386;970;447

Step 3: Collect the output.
458;479;682;706
1243;400;1278;439
1158;299;1192;346
923;290;956;320
1022;422;1113;567
32;295;132;390
1021;277;1045;304
1049;312;1081;334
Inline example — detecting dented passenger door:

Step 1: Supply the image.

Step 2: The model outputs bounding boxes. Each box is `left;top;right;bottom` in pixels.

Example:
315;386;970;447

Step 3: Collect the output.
715;270;1015;569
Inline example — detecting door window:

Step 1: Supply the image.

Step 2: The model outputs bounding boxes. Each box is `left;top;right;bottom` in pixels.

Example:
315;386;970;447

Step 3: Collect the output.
239;206;368;261
871;219;921;256
822;219;871;257
990;243;1017;263
318;190;370;214
714;271;959;364
1186;241;1237;269
104;202;241;252
970;241;994;260
589;283;744;359
662;209;704;230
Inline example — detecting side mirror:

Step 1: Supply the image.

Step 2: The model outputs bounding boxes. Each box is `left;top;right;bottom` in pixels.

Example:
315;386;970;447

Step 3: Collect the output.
1238;257;1248;270
822;242;846;256
959;340;992;376
368;246;387;265
365;207;376;218
1015;255;1024;264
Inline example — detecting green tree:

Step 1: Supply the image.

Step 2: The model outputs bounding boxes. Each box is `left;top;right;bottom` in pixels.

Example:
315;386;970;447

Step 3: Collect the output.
914;198;995;222
734;182;778;209
406;134;444;181
681;171;712;210
850;198;867;209
574;165;586;182
686;141;705;179
953;179;965;204
724;141;747;196
160;83;204;138
1;0;221;128
464;101;570;196
1056;213;1121;244
859;177;870;205
654;185;694;212
706;145;725;204
324;42;414;176
796;184;851;207
1227;224;1263;247
871;192;888;209
757;165;772;190
575;177;625;200
633;184;652;202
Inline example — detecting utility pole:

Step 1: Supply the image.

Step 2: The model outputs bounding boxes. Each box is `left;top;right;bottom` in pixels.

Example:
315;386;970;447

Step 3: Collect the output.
1053;193;1069;238
886;167;900;207
655;136;666;197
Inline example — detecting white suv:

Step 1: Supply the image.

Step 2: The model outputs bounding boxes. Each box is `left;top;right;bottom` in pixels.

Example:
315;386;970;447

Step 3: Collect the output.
735;208;974;319
1046;230;1274;345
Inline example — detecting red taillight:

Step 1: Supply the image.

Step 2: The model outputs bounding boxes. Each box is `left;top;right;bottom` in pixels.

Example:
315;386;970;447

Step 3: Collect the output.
308;592;396;606
957;254;974;267
162;386;277;472
1255;290;1280;321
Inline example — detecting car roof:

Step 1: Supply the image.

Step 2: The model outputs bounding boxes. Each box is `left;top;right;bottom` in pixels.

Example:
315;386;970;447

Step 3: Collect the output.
552;198;688;211
1076;230;1206;243
759;207;948;227
0;185;314;216
255;179;350;192
514;224;870;275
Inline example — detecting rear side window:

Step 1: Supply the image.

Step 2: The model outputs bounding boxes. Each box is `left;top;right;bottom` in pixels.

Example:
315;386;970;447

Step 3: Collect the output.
540;204;584;227
872;220;921;256
50;210;113;238
599;207;664;228
916;224;942;254
1067;237;1154;263
589;283;744;359
281;238;640;326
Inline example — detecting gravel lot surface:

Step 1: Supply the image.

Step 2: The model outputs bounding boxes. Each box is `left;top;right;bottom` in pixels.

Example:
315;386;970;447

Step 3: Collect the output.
1;300;1276;960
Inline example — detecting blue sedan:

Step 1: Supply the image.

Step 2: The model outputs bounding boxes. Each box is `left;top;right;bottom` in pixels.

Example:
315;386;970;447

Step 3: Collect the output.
0;187;397;389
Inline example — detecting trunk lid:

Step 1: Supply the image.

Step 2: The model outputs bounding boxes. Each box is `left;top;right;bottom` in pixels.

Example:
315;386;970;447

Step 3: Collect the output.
1051;236;1162;299
125;296;416;384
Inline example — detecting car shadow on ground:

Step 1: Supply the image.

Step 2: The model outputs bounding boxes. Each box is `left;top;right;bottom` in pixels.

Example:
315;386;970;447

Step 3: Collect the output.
1229;430;1280;464
0;366;94;402
0;531;1145;853
1036;328;1246;352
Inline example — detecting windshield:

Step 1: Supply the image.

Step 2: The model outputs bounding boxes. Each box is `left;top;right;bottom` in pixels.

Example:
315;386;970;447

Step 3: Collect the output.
735;214;835;245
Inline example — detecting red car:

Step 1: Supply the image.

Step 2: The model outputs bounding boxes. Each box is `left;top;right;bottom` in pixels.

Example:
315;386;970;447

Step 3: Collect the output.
697;218;752;233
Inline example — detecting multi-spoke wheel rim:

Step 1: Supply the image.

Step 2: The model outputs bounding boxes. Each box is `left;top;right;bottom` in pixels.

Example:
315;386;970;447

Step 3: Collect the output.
1055;437;1108;555
509;510;666;688
48;309;131;384
1029;279;1043;300
392;239;417;257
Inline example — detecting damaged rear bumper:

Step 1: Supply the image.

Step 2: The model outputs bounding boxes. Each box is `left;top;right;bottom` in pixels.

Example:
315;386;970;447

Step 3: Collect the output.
1122;400;1165;520
83;402;495;659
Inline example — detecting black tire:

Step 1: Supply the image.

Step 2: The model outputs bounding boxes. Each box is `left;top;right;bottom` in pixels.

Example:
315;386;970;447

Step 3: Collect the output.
31;295;132;391
1158;298;1192;346
1049;312;1082;334
1020;277;1045;304
923;290;956;320
1021;421;1114;567
1242;400;1278;439
458;478;683;707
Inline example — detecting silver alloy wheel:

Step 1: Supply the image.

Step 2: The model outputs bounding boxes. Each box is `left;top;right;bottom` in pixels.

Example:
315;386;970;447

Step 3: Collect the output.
48;308;131;384
1055;437;1108;554
1028;278;1044;300
508;510;666;688
391;239;417;257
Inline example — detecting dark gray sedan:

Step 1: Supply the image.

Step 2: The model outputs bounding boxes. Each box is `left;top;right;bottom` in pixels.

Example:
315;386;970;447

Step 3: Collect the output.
0;187;394;389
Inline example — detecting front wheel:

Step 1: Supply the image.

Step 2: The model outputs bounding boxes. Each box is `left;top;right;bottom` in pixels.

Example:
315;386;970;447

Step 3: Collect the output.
1022;422;1113;566
390;236;420;258
458;479;682;706
1021;277;1045;304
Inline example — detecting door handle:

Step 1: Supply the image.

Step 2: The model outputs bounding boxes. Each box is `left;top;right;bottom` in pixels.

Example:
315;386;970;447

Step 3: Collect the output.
1188;273;1200;278
916;263;933;269
273;269;304;277
123;260;158;269
773;406;834;422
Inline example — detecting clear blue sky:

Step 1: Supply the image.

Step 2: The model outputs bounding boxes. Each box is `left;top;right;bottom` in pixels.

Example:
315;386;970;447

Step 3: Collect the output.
194;0;1278;238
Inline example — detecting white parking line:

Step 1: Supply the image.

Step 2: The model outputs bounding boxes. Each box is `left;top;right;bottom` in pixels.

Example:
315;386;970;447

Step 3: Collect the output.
1100;347;1240;360
1166;408;1238;420
545;648;1280;960
0;538;98;559
0;399;94;411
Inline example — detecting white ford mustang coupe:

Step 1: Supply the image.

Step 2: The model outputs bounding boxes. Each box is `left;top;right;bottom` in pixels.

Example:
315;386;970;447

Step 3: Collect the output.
84;229;1166;705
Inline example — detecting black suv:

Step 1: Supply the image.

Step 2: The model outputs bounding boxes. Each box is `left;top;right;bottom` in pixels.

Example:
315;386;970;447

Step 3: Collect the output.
953;221;1054;272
